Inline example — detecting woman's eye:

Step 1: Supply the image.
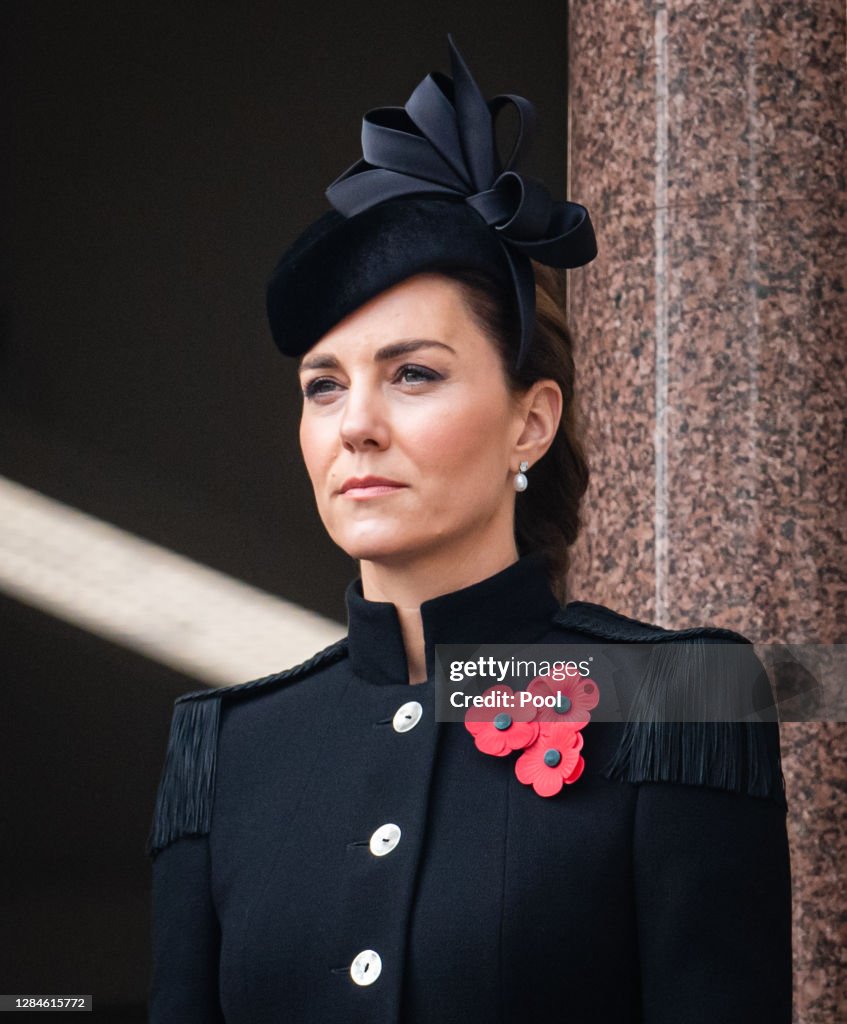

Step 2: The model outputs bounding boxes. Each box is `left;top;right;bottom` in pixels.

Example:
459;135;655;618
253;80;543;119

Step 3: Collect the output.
301;377;338;399
396;364;440;385
301;364;441;399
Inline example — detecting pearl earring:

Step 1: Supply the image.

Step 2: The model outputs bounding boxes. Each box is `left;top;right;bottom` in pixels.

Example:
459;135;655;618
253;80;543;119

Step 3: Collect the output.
514;461;529;492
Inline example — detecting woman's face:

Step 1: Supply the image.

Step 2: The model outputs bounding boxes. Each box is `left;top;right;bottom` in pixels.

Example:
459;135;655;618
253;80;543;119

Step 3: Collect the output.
297;272;534;568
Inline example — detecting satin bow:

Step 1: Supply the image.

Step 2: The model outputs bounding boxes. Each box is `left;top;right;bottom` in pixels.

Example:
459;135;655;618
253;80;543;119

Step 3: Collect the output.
325;33;597;368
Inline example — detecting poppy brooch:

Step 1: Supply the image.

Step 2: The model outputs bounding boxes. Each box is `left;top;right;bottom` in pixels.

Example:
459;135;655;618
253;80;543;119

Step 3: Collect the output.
464;675;599;797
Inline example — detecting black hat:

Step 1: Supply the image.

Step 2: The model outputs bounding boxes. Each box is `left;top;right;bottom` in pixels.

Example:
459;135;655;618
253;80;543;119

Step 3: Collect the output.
266;34;597;369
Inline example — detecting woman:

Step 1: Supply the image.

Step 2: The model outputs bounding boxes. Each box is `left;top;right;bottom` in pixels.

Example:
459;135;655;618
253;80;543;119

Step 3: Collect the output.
147;35;791;1023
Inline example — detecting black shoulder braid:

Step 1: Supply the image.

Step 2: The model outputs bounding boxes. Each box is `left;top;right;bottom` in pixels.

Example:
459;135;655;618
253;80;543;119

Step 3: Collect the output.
553;600;749;644
553;603;788;811
145;637;349;858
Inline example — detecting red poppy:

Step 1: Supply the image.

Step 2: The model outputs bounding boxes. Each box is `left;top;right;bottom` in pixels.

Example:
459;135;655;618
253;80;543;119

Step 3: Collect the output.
514;723;585;797
526;674;599;725
464;685;539;756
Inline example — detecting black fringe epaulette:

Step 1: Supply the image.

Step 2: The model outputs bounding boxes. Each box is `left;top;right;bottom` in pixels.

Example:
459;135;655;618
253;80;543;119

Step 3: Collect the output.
146;637;349;859
552;602;788;811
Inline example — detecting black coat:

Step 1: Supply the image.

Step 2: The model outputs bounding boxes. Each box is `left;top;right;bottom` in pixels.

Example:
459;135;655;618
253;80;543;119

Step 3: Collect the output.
146;552;791;1023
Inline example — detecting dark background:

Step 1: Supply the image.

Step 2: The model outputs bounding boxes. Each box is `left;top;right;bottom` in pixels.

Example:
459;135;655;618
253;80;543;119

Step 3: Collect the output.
1;1;569;1014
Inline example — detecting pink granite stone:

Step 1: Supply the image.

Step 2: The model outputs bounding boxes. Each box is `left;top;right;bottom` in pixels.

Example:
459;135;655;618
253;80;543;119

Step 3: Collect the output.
566;1;847;1020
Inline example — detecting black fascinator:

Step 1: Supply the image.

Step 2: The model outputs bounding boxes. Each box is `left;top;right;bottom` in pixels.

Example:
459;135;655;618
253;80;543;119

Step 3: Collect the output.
266;33;597;369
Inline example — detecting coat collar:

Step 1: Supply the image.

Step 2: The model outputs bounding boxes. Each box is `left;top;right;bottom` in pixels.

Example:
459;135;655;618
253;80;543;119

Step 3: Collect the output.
344;551;561;686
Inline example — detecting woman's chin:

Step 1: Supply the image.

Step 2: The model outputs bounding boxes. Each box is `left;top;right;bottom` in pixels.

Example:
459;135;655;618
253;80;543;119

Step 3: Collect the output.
338;538;415;563
334;526;437;564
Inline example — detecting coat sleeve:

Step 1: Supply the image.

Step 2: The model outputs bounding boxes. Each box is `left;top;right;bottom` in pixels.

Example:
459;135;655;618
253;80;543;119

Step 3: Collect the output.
632;749;793;1022
147;694;226;1022
149;835;226;1023
617;639;793;1021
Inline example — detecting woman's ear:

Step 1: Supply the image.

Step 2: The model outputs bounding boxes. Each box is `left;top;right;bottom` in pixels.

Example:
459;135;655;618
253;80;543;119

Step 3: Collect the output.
512;379;563;466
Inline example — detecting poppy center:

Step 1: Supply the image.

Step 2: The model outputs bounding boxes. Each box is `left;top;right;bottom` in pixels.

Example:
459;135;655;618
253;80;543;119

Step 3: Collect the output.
554;695;572;714
493;713;512;731
543;748;562;767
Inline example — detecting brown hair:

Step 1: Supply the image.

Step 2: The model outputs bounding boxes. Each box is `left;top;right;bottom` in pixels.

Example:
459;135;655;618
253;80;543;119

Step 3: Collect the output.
443;261;590;602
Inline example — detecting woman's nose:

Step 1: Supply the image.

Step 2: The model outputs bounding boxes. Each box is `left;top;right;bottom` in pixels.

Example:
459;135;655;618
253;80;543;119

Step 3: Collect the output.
339;380;390;451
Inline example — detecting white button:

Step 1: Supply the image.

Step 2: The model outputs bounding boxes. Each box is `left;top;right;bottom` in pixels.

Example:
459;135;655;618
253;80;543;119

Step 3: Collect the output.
392;700;423;733
350;948;382;986
369;823;401;857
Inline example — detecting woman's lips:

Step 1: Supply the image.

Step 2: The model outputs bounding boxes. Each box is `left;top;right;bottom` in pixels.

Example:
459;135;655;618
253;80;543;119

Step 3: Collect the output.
339;475;407;498
341;483;407;499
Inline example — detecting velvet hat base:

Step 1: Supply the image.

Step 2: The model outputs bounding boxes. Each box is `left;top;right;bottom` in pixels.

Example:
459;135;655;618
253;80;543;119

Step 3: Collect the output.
265;196;516;360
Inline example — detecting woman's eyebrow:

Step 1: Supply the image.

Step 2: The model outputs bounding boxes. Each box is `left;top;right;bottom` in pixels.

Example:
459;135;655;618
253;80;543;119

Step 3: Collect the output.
375;338;456;361
298;353;340;372
299;338;455;372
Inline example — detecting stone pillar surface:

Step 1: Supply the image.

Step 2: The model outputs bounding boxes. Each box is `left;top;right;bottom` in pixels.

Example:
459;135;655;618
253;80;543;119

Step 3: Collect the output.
566;2;846;1020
